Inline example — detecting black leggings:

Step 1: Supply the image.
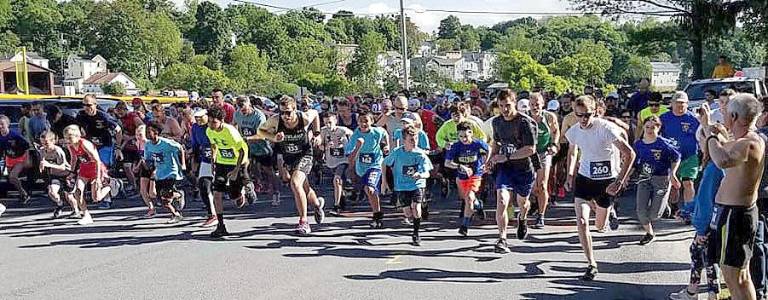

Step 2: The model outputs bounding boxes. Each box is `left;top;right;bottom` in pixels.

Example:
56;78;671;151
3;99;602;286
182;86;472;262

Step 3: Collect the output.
199;177;213;215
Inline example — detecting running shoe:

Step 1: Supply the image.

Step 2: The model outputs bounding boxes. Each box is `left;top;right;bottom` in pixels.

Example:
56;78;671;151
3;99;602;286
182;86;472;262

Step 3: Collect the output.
458;226;468;237
314;197;325;225
244;182;258;205
494;239;511;254
167;214;184;224
108;178;122;198
669;288;698;300
175;190;186;211
295;222;312;235
235;196;247;209
143;208;156;219
98;200;112;210
52;207;63;219
608;210;619;231
369;219;383;229
20;192;31;206
210;226;229;238
517;220;529;240
68;211;82;219
329;205;342;217
581;265;598;281
271;193;280;207
401;217;412;226
474;199;486;220
77;213;94;225
412;233;421;246
0;203;5;218
201;215;218;228
533;215;545;229
639;233;656;245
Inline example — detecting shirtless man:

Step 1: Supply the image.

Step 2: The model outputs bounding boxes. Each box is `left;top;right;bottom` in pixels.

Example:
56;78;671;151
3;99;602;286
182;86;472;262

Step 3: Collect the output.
702;94;765;300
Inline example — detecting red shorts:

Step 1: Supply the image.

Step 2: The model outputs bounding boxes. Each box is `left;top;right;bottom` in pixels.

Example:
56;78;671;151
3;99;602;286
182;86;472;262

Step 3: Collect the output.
5;153;28;170
458;176;482;192
78;161;106;181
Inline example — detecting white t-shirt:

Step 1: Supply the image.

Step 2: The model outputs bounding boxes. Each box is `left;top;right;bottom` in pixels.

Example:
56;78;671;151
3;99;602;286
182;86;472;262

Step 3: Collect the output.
565;118;624;180
321;126;353;169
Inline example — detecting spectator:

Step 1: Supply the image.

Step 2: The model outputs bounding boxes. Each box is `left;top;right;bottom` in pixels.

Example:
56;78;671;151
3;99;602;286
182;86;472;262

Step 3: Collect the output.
627;78;652;117
711;55;735;79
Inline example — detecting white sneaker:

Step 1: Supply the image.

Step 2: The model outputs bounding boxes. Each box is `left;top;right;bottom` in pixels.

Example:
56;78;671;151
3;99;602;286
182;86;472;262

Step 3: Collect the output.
109;178;122;198
669;288;699;300
78;213;94;225
0;203;6;217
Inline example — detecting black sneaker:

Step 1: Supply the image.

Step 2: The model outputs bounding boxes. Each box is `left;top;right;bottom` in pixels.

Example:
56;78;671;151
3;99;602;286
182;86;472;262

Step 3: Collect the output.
609;211;619;231
52;207;63;219
474;199;486;220
639;233;655;245
329;205;342;217
533;215;545;229
412;233;421;246
517;220;528;240
210;226;230;238
581;265;598;281
20;192;31;206
494;239;511;254
458;225;468;237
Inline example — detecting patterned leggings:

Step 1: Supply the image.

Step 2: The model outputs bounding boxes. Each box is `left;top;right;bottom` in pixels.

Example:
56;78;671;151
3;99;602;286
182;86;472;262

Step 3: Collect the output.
689;236;720;294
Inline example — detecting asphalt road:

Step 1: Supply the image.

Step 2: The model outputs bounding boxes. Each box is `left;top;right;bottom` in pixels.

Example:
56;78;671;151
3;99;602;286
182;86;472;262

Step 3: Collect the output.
0;185;696;300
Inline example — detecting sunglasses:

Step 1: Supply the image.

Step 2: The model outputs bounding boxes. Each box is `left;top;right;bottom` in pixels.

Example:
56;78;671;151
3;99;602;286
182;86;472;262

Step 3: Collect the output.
280;110;294;116
83;103;97;107
575;112;593;119
649;103;660;107
458;134;470;139
394;106;406;111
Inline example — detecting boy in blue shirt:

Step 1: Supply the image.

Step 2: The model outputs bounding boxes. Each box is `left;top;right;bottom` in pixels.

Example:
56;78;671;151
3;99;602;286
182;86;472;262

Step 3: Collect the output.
384;126;432;245
143;123;187;224
346;111;389;228
190;108;217;227
445;122;489;237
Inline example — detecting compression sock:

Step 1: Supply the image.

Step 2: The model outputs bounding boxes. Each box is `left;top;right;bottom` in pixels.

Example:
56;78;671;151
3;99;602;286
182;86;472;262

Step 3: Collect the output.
413;218;421;235
217;213;225;226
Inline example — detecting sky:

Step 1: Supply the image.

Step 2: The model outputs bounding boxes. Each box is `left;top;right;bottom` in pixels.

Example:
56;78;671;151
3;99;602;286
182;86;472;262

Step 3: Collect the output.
179;0;577;33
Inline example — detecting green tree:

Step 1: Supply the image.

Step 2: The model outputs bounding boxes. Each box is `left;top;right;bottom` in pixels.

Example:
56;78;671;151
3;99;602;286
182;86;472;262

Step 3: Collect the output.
498;50;571;93
101;82;127;95
157;63;229;92
143;12;182;77
437;15;461;39
12;0;63;58
548;41;613;87
347;31;385;87
88;0;149;79
188;1;231;69
457;25;480;51
226;44;271;94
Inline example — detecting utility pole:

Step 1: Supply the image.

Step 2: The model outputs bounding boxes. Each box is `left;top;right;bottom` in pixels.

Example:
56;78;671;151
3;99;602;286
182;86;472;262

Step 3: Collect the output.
399;0;409;91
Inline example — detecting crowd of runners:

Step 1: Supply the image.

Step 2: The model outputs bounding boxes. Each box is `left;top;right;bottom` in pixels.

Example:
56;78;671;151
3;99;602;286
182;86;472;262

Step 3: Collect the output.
1;79;768;299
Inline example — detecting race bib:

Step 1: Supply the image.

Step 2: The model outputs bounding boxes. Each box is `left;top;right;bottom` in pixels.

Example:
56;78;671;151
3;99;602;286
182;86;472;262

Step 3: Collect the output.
78;155;89;163
359;153;374;164
668;138;679;148
241;127;255;136
458;155;476;164
151;152;164;163
504;143;517;155
589;160;611;179
403;164;418;177
709;205;722;230
330;147;344;157
220;148;235;159
203;148;213;159
285;144;301;154
641;163;653;177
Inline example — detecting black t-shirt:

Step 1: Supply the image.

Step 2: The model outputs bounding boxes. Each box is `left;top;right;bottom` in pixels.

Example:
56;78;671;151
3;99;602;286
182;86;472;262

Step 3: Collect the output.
492;113;537;171
76;110;119;147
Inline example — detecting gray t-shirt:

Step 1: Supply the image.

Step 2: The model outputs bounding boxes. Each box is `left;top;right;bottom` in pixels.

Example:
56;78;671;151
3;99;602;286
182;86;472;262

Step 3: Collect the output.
234;109;270;156
491;113;537;171
321;126;353;169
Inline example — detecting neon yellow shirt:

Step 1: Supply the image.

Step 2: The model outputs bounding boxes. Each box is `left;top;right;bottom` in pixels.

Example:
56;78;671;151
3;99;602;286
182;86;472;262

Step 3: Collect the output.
638;106;669;124
206;123;248;166
436;119;487;149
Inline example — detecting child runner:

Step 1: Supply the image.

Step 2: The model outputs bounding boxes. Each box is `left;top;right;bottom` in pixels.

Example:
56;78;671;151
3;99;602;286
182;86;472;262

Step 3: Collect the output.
320;112;353;216
39;130;75;219
346;111;389;228
143;123;187;224
444;121;490;237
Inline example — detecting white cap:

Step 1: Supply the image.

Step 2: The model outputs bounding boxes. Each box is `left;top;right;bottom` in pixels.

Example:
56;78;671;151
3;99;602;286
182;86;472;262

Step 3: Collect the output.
547;99;560;111
673;91;689;102
517;99;531;112
408;98;420;111
193;108;207;117
607;92;619;99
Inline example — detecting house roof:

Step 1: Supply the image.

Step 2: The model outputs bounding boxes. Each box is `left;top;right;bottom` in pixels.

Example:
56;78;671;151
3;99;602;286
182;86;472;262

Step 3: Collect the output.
0;60;55;73
83;72;129;85
432;57;460;66
651;62;680;72
26;51;45;60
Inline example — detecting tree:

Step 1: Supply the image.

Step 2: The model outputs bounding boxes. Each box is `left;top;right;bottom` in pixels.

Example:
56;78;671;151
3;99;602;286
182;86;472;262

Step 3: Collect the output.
88;0;150;80
143;12;182;77
437;15;461;39
226;44;271;94
12;0;63;58
572;0;745;79
188;1;231;69
101;82;126;96
157;63;229;93
498;50;571;94
456;25;480;51
347;32;385;86
548;41;613;88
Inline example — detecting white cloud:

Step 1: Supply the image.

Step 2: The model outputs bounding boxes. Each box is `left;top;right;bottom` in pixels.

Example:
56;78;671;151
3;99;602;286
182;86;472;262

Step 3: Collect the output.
367;2;395;15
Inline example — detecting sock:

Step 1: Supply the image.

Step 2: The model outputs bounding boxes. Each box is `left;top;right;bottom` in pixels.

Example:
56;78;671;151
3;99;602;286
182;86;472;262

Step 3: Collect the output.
413;218;421;235
374;211;384;221
217;214;225;226
462;217;471;227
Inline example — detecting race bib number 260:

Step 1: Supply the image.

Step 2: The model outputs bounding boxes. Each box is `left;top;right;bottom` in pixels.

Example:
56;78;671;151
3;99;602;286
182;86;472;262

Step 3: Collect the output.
589;161;611;179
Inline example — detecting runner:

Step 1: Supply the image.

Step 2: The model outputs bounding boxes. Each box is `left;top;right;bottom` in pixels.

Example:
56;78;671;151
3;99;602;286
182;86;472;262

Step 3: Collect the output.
346;111;389;229
211;89;235;123
565;95;636;280
444;121;489;237
487;89;537;253
39;131;75;219
258;96;325;235
633;116;680;245
636;92;668;139
233;96;265;206
143;123;186;224
660;92;700;222
529;93;560;228
190;108;217;227
132;125;157;218
206;106;251;237
0;115;36;204
703;94;764;300
384;126;433;246
115;101;144;193
336;99;358;131
151;103;184;142
77;94;123;209
64;125;120;225
320;112;353;216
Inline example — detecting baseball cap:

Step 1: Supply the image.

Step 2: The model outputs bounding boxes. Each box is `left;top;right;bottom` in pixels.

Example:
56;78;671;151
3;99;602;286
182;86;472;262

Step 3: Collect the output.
401;112;417;125
193;108;207;117
547;99;560;111
408;98;420;111
517;99;531;111
607;92;619;99
672;91;689;102
131;98;143;107
371;103;382;114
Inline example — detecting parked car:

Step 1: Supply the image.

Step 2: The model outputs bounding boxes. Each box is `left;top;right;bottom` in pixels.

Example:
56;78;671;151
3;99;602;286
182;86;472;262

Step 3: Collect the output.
683;77;767;111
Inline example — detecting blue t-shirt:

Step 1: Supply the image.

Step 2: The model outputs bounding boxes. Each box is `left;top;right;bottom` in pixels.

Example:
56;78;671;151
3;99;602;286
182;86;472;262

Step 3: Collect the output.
660;111;700;159
190;123;212;164
345;127;388;176
445;139;489;180
0;130;29;158
383;146;433;191
393;129;430;150
633;137;681;177
144;137;184;180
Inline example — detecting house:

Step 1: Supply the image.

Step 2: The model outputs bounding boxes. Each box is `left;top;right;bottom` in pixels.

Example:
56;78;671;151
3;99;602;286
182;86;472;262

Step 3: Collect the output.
9;51;50;69
81;72;139;96
63;55;139;95
651;62;681;91
0;60;55;95
425;57;464;82
411;50;498;83
462;52;497;81
418;40;436;57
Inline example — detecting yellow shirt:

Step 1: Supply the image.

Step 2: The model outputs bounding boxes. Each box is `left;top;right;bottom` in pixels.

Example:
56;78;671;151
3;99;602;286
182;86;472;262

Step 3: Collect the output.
712;63;735;79
638;106;670;124
206;123;248;166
